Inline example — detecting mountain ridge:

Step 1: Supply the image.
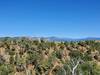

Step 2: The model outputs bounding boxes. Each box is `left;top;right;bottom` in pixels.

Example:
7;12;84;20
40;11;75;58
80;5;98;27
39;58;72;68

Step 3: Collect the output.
0;36;100;42
38;37;100;41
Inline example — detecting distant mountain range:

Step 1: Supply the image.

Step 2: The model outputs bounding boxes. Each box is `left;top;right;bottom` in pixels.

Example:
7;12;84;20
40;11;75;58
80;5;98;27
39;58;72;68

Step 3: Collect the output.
0;37;100;42
40;37;100;42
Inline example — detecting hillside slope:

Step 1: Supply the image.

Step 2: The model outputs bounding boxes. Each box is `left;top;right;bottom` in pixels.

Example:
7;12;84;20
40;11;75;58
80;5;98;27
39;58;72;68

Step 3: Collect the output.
0;37;100;75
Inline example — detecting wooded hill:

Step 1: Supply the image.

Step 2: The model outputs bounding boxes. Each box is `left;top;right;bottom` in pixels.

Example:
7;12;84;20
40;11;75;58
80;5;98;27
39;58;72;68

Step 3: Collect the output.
0;37;100;75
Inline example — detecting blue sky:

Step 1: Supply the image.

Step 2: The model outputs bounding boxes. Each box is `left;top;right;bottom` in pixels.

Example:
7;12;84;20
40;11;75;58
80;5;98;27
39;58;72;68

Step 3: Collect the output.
0;0;100;38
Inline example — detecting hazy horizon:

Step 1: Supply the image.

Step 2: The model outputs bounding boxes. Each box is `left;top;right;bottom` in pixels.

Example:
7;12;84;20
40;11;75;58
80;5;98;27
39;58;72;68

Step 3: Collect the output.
0;36;100;39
